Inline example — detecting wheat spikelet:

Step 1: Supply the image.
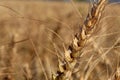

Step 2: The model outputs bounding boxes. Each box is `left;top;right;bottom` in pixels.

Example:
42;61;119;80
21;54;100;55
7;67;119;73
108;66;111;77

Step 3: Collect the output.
53;0;107;80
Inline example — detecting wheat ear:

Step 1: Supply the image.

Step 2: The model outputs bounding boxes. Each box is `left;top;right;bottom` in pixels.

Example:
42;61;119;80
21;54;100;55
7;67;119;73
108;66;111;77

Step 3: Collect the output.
53;0;107;80
1;36;15;80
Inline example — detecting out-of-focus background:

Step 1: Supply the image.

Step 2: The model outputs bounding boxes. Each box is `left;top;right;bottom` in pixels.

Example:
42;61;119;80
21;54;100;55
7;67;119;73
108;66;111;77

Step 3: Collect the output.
0;0;120;80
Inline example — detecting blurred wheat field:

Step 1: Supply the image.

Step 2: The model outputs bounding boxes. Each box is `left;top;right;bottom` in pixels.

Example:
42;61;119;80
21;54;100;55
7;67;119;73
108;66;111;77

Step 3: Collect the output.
0;1;120;80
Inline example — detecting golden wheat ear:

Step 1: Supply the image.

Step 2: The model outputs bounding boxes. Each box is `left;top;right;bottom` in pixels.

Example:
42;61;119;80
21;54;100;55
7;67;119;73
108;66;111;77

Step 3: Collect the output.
52;0;107;80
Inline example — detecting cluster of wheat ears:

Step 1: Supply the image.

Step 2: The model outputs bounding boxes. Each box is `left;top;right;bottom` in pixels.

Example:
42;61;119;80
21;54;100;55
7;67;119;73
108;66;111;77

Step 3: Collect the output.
0;0;120;80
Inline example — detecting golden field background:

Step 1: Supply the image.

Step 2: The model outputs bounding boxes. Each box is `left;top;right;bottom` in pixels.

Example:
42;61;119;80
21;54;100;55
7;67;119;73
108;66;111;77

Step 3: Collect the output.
0;1;120;80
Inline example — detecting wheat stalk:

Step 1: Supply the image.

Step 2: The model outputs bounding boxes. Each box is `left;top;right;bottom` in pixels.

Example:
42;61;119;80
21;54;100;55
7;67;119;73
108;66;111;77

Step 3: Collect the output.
53;0;107;80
